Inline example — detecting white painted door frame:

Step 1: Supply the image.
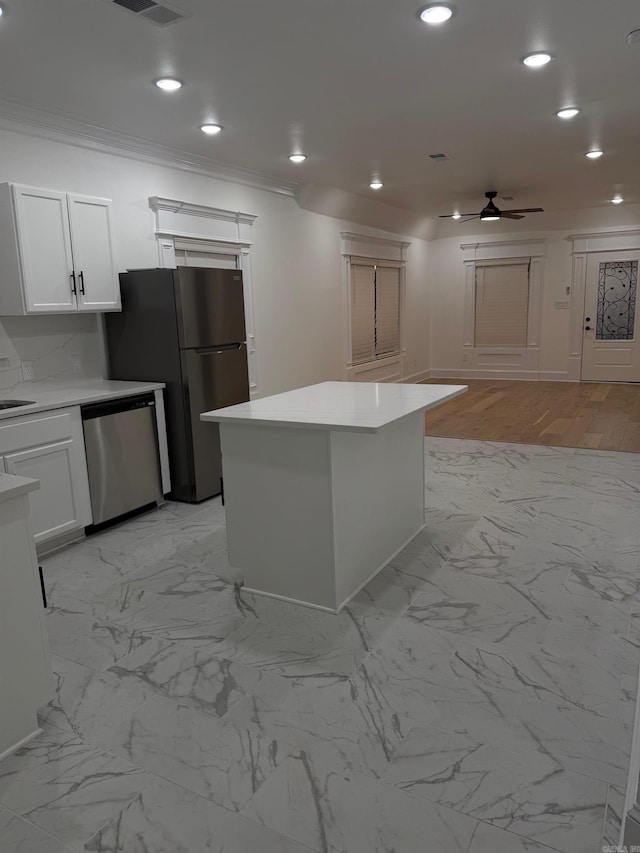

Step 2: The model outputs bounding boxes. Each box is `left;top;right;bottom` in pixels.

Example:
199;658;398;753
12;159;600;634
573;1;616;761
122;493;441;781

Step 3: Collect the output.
568;229;640;382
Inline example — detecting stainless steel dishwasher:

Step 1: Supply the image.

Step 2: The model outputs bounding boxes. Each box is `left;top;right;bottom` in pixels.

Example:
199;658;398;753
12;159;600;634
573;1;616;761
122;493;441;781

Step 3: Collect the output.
81;394;163;527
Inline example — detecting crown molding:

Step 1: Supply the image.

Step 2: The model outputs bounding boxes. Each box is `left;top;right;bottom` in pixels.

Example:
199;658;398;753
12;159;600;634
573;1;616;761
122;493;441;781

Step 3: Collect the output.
460;238;547;251
0;97;298;198
460;237;548;263
566;228;640;241
340;232;411;250
150;197;257;226
150;196;257;245
340;231;411;263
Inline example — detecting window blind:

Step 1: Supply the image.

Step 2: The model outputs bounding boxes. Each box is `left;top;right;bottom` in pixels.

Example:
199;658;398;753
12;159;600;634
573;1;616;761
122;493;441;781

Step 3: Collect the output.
475;261;530;347
351;264;376;363
375;266;401;355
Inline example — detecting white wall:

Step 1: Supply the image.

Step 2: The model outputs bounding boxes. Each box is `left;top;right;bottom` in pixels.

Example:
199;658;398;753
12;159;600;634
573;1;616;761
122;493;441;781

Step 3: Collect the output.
0;125;431;396
429;206;640;380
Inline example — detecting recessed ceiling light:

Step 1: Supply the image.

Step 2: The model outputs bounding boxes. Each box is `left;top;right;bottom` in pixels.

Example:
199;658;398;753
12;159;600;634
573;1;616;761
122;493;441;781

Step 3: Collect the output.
556;107;580;119
452;213;461;220
628;28;640;45
200;124;223;135
369;180;384;190
522;52;552;68
0;6;4;17
418;4;454;24
154;78;183;91
289;154;307;163
611;196;624;204
586;149;604;159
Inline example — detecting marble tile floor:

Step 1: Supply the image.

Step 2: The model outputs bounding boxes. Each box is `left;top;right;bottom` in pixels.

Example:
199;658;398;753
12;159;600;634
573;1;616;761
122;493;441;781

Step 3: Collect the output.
1;437;639;851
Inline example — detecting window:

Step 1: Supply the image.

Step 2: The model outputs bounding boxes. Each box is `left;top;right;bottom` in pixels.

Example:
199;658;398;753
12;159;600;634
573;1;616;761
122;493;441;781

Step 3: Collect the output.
350;261;401;363
475;261;530;347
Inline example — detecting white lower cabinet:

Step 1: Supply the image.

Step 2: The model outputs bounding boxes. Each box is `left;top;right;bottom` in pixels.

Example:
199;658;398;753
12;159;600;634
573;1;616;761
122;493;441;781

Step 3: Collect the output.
0;407;91;547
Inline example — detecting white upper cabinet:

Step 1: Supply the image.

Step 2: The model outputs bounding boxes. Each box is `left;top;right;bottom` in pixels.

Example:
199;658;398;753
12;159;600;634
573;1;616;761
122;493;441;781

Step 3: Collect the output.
67;193;121;312
0;182;121;315
13;186;77;313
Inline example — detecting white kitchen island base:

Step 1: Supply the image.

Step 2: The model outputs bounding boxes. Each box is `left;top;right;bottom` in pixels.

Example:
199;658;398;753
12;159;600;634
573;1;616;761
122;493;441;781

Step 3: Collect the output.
0;474;53;760
203;382;466;612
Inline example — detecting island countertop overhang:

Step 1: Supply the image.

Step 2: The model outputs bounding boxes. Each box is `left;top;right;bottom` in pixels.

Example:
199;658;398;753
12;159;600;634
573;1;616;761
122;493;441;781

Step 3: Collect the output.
201;381;467;433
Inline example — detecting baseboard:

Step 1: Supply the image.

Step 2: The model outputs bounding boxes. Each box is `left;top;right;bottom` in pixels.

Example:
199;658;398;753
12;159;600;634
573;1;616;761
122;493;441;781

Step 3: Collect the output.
36;529;86;558
402;369;432;384
430;368;574;382
538;371;576;382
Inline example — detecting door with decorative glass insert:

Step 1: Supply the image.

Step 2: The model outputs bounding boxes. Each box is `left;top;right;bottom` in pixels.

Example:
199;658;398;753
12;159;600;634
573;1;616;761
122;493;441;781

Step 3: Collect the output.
581;252;640;381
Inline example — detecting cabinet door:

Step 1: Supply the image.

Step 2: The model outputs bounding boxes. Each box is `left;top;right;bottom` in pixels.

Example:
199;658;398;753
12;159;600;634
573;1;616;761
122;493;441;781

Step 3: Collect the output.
4;440;85;543
68;194;121;312
12;185;77;313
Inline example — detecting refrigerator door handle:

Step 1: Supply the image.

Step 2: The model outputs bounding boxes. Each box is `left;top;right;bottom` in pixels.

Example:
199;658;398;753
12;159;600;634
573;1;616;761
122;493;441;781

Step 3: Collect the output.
195;343;244;355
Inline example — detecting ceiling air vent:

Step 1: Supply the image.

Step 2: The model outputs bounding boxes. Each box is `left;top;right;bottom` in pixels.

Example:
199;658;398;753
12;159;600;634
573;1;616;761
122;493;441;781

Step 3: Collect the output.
109;0;187;27
427;153;450;162
501;195;516;201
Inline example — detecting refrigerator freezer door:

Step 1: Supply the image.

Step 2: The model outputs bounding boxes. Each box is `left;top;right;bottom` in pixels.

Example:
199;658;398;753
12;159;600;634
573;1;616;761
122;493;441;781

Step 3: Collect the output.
182;343;250;501
175;268;247;349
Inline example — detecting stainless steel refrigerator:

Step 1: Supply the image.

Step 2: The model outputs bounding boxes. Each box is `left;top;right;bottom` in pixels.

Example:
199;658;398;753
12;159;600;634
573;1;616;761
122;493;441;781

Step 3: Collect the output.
105;267;250;502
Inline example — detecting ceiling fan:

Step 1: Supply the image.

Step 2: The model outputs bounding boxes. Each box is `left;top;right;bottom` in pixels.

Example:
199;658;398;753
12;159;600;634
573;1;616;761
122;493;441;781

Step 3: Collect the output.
440;191;544;222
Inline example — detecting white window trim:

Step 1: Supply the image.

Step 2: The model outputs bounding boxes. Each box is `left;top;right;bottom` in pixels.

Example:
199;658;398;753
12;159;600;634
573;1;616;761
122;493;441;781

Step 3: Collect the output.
149;196;259;398
341;232;410;381
460;239;546;378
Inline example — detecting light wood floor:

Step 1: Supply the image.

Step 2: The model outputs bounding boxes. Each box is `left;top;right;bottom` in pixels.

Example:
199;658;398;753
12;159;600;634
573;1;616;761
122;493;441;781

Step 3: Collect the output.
423;379;640;452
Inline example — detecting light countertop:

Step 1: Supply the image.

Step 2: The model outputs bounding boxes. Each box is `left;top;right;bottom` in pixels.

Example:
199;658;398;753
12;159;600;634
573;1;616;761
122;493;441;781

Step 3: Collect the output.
201;381;467;433
0;379;165;421
0;473;39;504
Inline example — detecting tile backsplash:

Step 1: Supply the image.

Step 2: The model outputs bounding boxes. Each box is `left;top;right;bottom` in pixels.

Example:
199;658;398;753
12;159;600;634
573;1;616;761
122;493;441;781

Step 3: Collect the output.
0;314;104;391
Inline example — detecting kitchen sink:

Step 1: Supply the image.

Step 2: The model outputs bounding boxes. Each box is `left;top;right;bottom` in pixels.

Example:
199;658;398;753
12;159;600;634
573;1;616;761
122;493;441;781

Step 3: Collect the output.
0;400;36;410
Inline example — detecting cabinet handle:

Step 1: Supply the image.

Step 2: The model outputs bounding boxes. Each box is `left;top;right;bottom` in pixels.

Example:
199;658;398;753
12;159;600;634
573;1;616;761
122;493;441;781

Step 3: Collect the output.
70;271;77;295
78;270;85;295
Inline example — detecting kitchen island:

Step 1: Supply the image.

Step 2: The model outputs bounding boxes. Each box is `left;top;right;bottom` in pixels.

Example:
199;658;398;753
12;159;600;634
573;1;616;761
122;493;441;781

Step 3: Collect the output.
0;473;52;759
201;381;466;611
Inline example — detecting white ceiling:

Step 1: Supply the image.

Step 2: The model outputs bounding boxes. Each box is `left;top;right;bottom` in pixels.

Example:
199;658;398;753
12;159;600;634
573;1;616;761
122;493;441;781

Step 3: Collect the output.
1;0;639;221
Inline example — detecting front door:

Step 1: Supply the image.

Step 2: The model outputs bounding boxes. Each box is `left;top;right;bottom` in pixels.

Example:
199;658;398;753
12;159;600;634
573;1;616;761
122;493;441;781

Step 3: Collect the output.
581;252;640;381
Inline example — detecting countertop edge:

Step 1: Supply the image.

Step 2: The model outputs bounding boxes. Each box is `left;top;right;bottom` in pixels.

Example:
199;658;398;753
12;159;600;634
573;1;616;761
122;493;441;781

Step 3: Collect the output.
0;381;166;421
0;474;40;503
200;385;467;432
200;414;379;433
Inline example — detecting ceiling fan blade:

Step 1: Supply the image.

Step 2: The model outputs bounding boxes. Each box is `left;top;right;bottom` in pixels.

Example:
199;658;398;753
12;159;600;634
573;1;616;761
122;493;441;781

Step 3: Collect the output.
439;212;480;218
501;212;525;220
505;207;544;214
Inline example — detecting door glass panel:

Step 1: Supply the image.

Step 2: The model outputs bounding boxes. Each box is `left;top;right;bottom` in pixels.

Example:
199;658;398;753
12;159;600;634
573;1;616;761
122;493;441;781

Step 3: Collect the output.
596;260;638;340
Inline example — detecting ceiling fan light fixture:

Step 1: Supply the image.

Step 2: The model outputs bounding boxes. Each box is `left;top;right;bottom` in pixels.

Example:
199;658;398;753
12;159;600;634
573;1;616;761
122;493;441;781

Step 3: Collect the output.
418;4;454;25
480;213;501;221
586;149;604;159
522;52;553;68
556;107;580;119
154;77;184;91
611;196;624;204
369;180;384;190
452;213;461;220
